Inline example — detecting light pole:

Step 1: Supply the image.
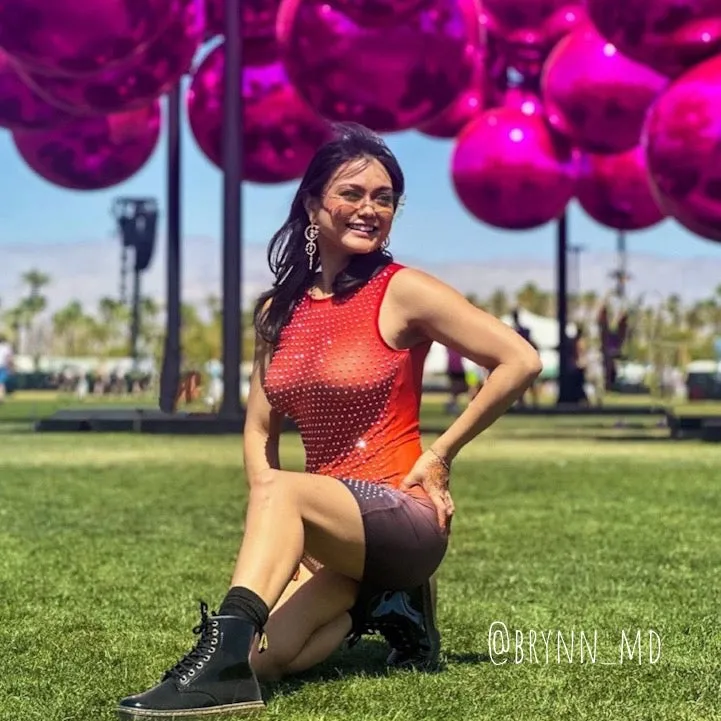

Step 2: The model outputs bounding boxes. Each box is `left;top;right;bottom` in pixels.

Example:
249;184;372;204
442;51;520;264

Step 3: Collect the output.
112;197;159;369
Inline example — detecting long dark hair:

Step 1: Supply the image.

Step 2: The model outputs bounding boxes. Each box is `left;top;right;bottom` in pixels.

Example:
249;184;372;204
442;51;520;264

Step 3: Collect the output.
253;123;405;346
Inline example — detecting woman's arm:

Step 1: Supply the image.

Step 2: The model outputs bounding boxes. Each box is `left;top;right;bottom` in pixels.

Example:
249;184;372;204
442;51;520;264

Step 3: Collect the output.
243;331;284;485
390;268;542;462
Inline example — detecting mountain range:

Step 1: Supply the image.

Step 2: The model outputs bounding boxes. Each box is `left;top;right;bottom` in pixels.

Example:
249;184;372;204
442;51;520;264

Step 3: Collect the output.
1;236;720;313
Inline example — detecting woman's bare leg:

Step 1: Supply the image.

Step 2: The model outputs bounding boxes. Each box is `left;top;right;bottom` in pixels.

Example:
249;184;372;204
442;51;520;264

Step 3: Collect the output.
272;561;315;613
117;473;366;717
228;468;366;610
251;567;358;681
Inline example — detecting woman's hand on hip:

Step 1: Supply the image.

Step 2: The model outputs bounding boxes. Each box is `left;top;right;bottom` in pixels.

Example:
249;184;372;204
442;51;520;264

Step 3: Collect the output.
399;449;454;534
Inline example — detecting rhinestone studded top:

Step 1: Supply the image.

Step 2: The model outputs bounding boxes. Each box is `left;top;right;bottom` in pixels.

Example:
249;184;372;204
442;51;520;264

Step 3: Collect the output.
263;262;431;489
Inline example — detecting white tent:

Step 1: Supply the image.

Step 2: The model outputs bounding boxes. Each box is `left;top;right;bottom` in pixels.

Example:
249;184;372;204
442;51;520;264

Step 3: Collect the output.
422;309;576;380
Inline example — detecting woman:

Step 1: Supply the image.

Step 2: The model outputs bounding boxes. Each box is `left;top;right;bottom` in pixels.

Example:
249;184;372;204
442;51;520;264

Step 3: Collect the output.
445;346;468;414
569;324;589;405
0;333;13;403
117;124;541;719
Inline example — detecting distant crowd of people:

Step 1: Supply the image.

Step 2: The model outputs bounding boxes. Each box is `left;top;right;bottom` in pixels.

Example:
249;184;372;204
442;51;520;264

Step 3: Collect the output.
53;369;154;397
443;301;632;413
0;333;12;403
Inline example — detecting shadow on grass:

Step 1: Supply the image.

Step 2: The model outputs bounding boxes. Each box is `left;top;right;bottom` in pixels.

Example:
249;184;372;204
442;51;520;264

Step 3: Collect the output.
443;651;491;665
262;640;491;702
424;431;674;443
590;435;676;443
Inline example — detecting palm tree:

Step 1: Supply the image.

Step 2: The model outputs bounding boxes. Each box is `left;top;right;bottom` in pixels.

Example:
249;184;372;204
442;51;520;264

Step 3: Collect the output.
92;297;130;356
22;269;51;298
52;300;87;356
13;269;51;359
139;296;162;358
665;294;682;327
515;282;551;316
487;289;510;318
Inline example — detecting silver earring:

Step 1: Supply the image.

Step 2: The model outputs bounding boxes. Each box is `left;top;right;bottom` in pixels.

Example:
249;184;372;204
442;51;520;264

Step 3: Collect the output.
382;236;390;250
304;223;319;269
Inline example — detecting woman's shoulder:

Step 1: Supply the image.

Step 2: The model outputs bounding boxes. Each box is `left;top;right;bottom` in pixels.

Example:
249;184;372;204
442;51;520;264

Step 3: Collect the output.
384;264;446;296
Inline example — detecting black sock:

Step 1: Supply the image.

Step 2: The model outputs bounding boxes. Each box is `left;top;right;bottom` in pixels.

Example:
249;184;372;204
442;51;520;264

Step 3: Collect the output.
218;586;270;630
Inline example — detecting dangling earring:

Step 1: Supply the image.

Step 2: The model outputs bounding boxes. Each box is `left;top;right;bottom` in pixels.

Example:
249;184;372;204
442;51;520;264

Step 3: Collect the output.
381;236;390;250
304;223;319;269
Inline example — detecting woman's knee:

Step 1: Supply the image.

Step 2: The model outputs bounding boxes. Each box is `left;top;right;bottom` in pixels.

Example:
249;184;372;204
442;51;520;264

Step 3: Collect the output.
250;468;292;502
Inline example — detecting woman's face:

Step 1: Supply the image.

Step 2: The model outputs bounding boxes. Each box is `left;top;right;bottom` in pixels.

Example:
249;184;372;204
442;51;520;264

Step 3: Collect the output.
309;157;396;256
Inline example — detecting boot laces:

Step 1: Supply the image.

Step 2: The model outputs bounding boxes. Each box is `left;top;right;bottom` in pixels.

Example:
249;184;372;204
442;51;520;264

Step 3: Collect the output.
163;601;220;683
346;619;414;653
373;619;415;653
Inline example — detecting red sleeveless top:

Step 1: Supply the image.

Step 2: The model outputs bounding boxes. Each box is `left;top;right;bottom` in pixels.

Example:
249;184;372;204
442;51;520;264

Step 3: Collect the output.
263;262;431;498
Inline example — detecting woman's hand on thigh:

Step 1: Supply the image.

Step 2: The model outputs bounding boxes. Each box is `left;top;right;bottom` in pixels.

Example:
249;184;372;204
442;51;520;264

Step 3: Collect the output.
399;451;454;533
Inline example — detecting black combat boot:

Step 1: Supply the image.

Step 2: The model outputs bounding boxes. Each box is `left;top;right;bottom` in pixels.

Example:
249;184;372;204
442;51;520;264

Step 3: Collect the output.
368;581;441;670
117;602;266;719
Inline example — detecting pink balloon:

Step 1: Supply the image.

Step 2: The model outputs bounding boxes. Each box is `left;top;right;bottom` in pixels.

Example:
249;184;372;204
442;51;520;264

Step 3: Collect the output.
187;41;332;184
0;0;176;78
480;6;586;91
276;0;481;133
451;107;575;230
418;52;485;138
499;87;544;115
12;102;161;190
0;49;77;130
483;1;586;52
21;0;204;115
542;24;668;154
643;54;721;242
328;0;428;27
417;85;483;139
587;0;721;78
576;147;665;230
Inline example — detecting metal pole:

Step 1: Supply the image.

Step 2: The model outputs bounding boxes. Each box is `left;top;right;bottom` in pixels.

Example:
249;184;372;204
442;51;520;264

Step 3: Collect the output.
616;230;627;300
556;212;573;404
130;263;141;368
120;242;128;305
159;84;183;413
568;244;584;298
219;0;243;417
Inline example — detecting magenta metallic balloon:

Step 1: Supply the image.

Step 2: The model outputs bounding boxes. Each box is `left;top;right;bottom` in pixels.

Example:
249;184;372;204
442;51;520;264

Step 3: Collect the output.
0;0;176;78
480;5;586;90
417;50;485;138
206;0;281;38
328;0;429;28
277;0;480;133
483;1;586;52
21;0;204;116
542;24;668;155
451;107;575;230
576;147;665;231
587;0;721;79
187;41;332;184
12;102;161;190
0;50;77;130
643;54;721;242
542;4;588;48
499;87;544;115
417;83;483;138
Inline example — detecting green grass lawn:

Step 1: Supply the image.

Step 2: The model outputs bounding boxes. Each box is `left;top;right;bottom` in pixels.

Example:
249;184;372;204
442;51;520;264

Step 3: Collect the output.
3;395;721;720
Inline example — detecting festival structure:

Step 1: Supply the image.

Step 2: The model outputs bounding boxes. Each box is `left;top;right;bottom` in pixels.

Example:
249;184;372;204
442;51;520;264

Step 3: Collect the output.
0;0;720;427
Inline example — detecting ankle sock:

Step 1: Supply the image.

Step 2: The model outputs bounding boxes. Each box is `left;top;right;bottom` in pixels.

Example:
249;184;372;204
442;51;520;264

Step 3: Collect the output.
218;586;270;630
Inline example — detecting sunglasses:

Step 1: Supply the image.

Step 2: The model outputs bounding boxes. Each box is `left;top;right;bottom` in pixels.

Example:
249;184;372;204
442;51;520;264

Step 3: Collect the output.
326;188;398;214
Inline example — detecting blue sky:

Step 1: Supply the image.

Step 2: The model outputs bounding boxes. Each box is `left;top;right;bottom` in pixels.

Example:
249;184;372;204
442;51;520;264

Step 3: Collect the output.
2;103;721;266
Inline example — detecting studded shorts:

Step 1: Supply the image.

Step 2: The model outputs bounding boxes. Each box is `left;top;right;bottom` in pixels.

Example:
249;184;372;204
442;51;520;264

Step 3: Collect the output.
338;478;448;591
